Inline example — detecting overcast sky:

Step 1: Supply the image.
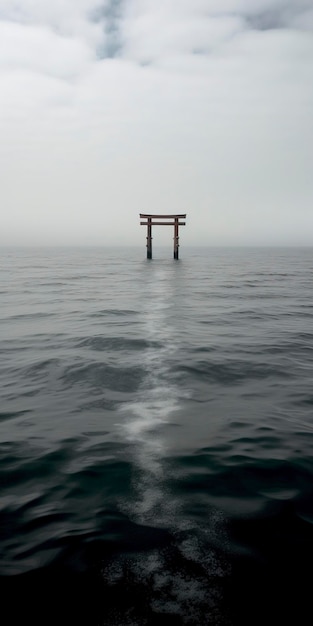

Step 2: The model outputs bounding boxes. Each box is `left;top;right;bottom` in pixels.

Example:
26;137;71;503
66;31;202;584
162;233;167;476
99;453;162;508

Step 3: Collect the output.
1;0;312;246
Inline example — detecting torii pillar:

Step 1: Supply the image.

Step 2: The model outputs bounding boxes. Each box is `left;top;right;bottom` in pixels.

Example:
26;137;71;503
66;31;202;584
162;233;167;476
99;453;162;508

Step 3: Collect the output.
174;216;179;260
147;216;152;259
140;214;186;259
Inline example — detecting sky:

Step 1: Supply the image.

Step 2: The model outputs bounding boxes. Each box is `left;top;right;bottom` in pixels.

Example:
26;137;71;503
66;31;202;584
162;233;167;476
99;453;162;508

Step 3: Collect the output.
0;0;313;247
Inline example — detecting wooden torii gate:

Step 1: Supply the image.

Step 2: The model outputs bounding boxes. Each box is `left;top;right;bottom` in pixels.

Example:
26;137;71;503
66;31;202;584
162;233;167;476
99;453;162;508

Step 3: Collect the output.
140;214;186;260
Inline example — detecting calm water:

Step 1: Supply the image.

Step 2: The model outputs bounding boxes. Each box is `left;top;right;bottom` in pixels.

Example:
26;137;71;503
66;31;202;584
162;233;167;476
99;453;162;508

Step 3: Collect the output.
1;246;313;625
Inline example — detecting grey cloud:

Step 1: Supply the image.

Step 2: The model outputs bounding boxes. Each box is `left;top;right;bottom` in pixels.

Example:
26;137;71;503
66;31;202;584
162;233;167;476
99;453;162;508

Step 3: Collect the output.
0;1;313;246
103;0;124;57
108;1;313;67
90;0;124;58
245;1;313;32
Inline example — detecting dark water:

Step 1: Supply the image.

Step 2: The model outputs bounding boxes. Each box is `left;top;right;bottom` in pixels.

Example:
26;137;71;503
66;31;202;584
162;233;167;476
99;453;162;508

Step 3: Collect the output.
1;246;313;625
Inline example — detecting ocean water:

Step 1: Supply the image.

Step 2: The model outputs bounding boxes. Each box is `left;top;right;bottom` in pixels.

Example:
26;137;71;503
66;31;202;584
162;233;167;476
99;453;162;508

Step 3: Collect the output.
1;246;313;625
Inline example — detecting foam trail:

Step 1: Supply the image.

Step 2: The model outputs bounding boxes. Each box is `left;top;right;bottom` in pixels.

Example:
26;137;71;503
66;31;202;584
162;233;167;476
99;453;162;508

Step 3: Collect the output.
119;265;182;522
104;265;230;625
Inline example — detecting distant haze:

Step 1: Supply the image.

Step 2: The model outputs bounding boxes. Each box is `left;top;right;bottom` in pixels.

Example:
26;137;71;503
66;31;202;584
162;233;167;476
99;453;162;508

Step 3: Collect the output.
1;0;313;247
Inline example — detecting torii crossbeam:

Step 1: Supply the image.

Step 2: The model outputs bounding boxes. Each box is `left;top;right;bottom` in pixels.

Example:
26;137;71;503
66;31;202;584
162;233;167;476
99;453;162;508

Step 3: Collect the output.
140;214;186;259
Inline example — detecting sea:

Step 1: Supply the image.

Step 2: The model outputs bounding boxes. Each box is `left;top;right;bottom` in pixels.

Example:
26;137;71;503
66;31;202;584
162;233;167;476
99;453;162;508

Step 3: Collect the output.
1;246;313;625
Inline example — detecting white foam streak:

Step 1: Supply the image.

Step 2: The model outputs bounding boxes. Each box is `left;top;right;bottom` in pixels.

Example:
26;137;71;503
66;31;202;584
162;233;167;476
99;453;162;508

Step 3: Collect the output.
119;266;182;523
105;265;230;624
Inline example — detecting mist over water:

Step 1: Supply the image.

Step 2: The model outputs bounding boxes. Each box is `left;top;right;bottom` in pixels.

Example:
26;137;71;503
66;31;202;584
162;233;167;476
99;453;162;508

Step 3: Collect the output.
1;246;313;625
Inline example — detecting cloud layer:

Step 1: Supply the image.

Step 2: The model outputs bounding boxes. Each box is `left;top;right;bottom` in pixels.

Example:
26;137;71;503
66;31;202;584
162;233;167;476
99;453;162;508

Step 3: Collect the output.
1;0;312;245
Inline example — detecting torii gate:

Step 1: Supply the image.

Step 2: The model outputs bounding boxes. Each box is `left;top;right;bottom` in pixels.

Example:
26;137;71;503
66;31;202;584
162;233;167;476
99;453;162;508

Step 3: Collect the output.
140;214;186;259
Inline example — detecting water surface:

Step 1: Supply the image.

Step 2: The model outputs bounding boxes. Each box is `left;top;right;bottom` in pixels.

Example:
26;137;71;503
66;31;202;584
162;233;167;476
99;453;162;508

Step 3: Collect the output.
1;246;313;624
